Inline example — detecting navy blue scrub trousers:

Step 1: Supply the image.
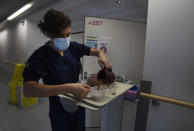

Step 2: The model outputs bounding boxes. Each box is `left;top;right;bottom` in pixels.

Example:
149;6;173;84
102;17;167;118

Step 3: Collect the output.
49;106;85;131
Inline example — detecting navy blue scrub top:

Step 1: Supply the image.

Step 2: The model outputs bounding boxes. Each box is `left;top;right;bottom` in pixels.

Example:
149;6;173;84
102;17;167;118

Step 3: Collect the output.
23;41;90;112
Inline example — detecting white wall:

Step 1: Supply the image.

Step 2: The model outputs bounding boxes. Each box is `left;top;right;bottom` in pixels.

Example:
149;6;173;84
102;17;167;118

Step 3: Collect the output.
0;19;49;63
0;20;27;63
26;20;48;59
143;0;194;130
0;20;27;85
83;17;146;84
0;19;46;84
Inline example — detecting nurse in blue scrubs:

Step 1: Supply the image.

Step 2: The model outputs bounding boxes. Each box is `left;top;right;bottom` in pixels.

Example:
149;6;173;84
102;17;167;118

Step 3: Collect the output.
22;9;112;131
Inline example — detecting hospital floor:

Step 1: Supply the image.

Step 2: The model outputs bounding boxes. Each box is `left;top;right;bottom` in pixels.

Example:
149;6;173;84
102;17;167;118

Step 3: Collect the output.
0;82;100;131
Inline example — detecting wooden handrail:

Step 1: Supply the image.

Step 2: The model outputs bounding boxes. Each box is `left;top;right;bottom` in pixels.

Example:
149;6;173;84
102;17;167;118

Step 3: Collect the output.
140;92;194;109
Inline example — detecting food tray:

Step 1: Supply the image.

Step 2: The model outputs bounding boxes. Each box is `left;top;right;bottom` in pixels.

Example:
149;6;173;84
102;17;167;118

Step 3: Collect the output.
58;82;133;110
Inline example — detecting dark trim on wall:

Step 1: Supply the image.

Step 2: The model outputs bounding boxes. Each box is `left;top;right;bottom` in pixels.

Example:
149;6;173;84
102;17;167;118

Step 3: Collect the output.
71;31;84;34
84;16;146;23
134;80;152;131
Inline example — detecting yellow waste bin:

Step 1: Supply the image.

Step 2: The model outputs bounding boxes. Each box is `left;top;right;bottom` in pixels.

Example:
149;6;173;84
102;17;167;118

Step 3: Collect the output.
16;81;38;108
8;64;38;108
12;64;25;82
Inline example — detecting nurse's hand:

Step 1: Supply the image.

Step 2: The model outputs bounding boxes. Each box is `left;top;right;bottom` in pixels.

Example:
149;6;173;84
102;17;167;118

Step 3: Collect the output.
98;51;112;69
69;83;91;98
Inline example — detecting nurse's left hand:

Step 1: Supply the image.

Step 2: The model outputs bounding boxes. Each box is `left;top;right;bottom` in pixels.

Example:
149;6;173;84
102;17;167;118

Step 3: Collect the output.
69;83;91;98
98;51;112;69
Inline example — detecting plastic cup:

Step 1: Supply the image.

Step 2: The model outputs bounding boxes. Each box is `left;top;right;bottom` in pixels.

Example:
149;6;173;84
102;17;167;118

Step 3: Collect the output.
91;86;106;101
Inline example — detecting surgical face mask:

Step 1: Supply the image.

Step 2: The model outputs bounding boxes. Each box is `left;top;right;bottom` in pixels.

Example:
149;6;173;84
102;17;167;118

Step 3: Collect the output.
53;36;71;51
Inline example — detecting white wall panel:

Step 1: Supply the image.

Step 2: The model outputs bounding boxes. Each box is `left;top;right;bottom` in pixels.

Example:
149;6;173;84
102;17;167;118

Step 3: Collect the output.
144;0;194;130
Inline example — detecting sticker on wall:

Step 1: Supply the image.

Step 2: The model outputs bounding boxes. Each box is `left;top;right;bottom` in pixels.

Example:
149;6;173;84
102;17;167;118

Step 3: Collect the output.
99;42;108;53
85;36;98;48
88;20;103;27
